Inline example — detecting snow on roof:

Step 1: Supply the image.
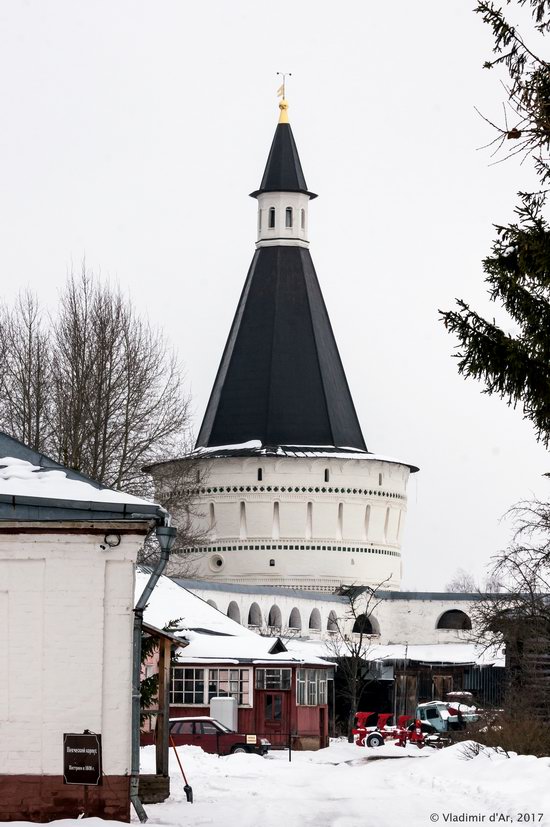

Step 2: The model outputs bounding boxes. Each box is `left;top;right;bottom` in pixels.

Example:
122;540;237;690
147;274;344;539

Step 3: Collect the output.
137;571;257;638
274;638;504;667
137;573;331;665
369;643;505;666
0;456;153;506
175;629;330;666
194;440;262;454
190;442;416;469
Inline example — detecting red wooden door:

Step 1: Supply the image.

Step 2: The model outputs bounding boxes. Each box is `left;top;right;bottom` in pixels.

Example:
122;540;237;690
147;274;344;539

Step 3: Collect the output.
257;691;288;746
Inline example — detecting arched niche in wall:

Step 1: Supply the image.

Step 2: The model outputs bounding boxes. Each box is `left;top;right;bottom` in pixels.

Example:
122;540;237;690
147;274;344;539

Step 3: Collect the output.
206;599;217;610
309;608;322;631
227;601;241;624
437;610;472;631
289;607;302;630
268;604;282;628
248;602;262;627
327;610;338;632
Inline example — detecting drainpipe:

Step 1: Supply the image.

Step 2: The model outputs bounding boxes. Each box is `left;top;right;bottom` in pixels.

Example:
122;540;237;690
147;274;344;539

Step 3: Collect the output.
130;524;177;823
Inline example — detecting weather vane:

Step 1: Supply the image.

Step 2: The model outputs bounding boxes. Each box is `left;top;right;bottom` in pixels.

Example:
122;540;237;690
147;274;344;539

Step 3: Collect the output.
276;72;292;99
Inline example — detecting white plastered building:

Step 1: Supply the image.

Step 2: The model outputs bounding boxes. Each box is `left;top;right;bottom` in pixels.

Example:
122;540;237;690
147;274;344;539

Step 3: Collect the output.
0;433;169;822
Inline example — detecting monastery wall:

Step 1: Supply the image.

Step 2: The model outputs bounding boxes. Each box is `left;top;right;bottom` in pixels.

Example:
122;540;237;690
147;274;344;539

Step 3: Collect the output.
182;580;477;646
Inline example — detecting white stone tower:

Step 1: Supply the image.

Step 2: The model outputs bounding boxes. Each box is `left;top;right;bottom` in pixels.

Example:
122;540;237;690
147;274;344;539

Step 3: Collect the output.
148;98;418;592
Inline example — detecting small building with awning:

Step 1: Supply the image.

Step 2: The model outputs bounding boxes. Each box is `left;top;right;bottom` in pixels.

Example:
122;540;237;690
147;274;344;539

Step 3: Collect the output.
139;572;334;750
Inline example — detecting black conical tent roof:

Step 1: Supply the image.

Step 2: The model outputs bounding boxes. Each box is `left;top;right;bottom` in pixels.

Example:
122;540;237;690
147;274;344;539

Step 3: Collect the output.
196;246;367;451
196;115;366;452
250;121;317;199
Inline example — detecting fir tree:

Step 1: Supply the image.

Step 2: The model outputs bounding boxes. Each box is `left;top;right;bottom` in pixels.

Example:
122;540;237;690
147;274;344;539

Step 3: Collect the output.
441;1;550;446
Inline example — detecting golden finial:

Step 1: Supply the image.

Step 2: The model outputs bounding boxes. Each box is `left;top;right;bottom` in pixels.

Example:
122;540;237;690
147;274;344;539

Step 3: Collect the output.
276;71;291;123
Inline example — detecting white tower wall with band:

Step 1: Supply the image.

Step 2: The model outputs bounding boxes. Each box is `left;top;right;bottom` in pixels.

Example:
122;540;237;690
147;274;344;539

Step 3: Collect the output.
157;452;410;591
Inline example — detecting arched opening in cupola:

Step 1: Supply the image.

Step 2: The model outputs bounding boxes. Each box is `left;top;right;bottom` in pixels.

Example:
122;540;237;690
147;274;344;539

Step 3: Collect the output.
268;207;276;228
285;207;293;227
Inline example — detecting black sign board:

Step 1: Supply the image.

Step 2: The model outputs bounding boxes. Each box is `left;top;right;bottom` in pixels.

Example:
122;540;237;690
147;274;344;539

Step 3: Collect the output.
63;733;102;786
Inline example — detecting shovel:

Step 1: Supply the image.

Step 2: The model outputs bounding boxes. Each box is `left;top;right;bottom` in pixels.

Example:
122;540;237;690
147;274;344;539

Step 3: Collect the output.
169;736;194;803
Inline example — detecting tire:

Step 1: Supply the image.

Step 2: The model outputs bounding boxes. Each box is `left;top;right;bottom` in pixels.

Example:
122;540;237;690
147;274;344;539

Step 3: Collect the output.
366;732;385;748
230;744;248;754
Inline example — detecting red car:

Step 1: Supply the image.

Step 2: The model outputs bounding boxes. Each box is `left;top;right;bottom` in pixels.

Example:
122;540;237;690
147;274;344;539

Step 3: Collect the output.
169;717;270;756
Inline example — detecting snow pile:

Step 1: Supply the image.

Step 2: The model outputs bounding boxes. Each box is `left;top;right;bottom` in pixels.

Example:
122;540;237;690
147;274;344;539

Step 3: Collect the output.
0;456;152;505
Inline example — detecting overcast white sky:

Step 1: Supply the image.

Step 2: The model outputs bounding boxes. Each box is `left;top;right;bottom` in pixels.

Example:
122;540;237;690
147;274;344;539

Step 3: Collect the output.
0;1;548;590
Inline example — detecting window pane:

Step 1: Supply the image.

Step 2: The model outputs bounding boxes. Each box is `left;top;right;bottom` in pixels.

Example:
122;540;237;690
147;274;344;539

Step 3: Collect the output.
285;207;293;228
274;695;282;719
201;723;218;734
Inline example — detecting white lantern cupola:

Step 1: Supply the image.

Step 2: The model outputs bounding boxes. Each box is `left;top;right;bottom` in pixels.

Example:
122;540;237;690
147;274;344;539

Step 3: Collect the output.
250;98;317;249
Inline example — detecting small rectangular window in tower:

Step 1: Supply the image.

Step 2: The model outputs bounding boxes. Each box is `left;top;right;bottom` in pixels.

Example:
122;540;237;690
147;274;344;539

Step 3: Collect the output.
258;209;262;232
301;208;305;229
257;468;263;481
324;469;329;483
285;207;293;228
378;473;383;486
268;207;276;228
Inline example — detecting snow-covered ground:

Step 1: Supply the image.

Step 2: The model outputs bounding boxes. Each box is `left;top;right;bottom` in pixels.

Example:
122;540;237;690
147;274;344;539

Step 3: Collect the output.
135;741;550;827
10;741;550;827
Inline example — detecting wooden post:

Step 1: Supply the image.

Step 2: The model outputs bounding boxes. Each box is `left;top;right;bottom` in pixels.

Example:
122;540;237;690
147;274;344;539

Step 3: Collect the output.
156;637;170;777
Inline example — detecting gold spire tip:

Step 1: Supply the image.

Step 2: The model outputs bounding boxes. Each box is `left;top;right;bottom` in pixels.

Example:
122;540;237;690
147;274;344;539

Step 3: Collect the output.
278;98;289;124
276;72;291;123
